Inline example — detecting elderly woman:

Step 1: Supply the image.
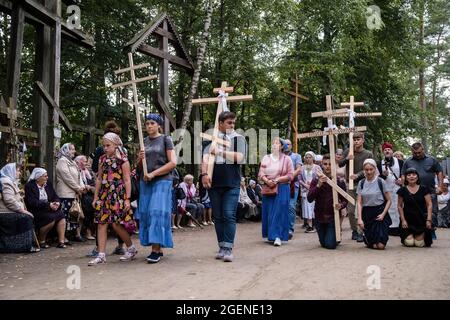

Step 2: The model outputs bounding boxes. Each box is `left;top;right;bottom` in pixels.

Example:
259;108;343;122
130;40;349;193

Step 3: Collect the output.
178;174;204;227
24;168;66;248
437;178;450;228
74;155;96;240
300;151;321;233
0;163;38;253
357;159;392;250
238;177;258;221
258;137;293;246
55;143;86;243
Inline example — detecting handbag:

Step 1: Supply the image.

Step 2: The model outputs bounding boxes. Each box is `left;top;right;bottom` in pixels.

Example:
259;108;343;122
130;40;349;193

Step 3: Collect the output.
69;196;84;221
175;186;186;200
261;156;285;197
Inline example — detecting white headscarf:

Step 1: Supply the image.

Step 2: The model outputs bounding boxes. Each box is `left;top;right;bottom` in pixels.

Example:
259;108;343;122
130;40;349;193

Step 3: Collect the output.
0;163;17;185
363;159;380;178
305;151;316;159
57;143;74;161
28;168;47;182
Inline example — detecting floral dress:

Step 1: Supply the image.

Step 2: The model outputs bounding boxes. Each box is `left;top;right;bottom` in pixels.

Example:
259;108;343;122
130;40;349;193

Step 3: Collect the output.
94;154;133;226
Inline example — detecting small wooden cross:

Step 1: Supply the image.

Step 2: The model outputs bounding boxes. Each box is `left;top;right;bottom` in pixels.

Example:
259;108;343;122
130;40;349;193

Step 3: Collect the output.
283;74;309;153
112;53;157;177
192;81;253;179
336;96;382;190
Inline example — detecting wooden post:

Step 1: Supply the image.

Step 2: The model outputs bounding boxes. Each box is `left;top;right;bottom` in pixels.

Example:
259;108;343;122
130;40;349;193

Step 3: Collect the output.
159;20;170;135
338;96;381;190
192;81;253;180
325;95;341;242
112;53;157;177
283;74;309;153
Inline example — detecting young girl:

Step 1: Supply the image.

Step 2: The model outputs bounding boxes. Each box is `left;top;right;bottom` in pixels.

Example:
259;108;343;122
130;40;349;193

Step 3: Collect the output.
88;132;137;265
137;114;177;264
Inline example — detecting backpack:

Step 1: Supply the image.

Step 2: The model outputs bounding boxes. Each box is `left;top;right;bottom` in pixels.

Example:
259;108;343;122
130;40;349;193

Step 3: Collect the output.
360;177;387;202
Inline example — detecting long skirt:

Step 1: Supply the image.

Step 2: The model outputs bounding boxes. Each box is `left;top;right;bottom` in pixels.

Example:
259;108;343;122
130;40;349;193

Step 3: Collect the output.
0;212;34;253
301;194;315;219
362;203;392;248
262;184;290;241
61;198;78;231
138;179;173;248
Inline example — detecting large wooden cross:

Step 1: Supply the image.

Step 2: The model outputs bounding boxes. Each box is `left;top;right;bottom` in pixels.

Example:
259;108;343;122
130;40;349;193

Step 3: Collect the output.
335;96;382;190
192;81;252;179
283;74;309;153
112;52;157;177
299;95;363;242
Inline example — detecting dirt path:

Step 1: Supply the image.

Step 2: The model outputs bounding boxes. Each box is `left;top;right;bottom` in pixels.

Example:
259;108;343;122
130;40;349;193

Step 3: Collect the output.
1;219;449;300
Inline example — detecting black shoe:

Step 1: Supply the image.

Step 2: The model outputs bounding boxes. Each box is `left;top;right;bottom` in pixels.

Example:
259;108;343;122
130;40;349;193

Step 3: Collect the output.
356;234;364;242
147;251;161;263
288;233;293;240
351;231;358;240
73;236;86;242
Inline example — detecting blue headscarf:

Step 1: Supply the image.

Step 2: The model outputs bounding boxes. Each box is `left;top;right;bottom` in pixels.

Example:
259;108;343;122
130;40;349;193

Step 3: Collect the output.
145;113;163;126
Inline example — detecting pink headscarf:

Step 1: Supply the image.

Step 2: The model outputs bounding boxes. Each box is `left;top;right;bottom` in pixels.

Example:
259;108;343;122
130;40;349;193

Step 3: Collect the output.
103;132;126;160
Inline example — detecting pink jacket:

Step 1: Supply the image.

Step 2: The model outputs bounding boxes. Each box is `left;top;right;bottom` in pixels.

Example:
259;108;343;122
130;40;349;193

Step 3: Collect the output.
258;154;294;183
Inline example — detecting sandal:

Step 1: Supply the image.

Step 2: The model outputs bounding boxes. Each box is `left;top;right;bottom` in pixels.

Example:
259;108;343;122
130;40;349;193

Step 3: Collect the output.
56;242;67;248
39;242;50;249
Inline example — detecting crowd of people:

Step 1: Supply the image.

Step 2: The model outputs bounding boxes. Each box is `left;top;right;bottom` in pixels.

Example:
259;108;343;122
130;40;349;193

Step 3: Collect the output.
0;112;449;265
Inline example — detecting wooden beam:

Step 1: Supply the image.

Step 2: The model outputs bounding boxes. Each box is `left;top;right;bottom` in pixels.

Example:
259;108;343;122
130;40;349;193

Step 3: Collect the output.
330;112;382;118
6;2;25;107
35;81;72;131
290;78;304;86
192;95;253;105
154;27;177;42
282;89;309;101
138;44;194;71
111;75;157;89
311;108;349;118
213;86;234;94
156;92;177;129
200;132;231;147
114;63;151;75
298;126;367;139
340;101;365;107
0;125;38;138
0;106;23;119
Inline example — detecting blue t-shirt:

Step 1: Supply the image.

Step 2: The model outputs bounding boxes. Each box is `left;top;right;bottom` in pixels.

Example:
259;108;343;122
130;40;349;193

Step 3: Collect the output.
288;152;303;188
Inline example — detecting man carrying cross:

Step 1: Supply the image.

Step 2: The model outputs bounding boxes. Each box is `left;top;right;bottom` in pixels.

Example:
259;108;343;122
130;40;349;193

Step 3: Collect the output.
201;111;247;263
338;132;374;242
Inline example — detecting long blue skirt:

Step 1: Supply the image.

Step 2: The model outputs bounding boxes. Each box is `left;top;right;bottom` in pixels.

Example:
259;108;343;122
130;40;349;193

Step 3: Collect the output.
362;203;392;247
262;183;290;241
138;179;173;248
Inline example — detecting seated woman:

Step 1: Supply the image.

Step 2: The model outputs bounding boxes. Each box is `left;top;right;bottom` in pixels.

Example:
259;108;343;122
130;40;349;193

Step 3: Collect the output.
178;174;204;227
24;168;66;248
0;163;38;253
237;177;258;221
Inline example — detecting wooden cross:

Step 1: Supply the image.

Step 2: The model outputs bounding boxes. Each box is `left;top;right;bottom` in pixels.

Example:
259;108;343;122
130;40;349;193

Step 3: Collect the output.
0;97;38;141
283;74;309;153
192;81;253;179
112;52;157;177
336;96;382;190
299;95;362;242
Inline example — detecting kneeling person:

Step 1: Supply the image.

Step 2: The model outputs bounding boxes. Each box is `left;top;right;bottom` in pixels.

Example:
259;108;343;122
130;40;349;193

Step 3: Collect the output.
307;154;348;249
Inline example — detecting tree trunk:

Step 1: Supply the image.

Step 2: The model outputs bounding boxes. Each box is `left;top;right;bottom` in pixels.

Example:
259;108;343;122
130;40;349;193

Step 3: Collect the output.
418;1;428;152
178;0;214;135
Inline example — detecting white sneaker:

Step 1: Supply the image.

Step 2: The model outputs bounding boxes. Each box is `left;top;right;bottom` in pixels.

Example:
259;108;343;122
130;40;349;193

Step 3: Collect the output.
208;221;215;226
223;248;234;262
274;238;282;246
187;223;196;228
215;247;225;260
88;255;106;266
120;247;138;262
202;221;208;226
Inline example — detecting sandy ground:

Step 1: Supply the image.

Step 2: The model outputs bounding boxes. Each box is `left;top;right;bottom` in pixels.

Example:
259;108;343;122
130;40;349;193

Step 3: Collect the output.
1;218;449;300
